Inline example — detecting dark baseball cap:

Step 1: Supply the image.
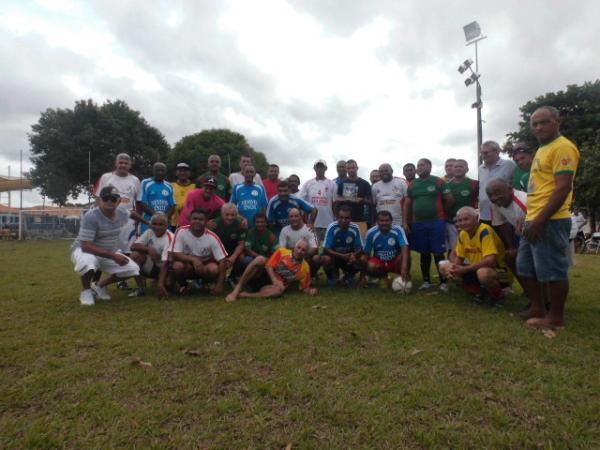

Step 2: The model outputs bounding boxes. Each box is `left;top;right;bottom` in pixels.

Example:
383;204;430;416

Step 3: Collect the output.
203;177;217;187
99;186;120;198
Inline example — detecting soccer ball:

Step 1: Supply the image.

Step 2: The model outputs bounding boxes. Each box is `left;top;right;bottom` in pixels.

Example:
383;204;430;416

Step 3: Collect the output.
392;276;412;294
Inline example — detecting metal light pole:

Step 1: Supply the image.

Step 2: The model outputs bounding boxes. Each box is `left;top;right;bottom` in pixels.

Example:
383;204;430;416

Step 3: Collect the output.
459;21;486;168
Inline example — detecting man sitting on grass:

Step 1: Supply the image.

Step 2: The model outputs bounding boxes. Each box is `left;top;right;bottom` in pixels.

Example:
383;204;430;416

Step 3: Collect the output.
361;210;409;288
321;205;364;287
128;213;173;297
439;206;511;306
279;208;321;279
71;186;147;305
225;239;317;302
166;208;227;296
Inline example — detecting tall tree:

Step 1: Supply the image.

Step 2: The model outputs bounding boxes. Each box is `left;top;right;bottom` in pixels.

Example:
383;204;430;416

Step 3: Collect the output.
505;80;600;228
167;129;268;179
30;99;170;205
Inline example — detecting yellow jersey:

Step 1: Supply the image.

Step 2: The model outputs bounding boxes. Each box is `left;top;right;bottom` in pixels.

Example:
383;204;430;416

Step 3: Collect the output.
526;135;579;221
171;182;196;227
455;223;508;274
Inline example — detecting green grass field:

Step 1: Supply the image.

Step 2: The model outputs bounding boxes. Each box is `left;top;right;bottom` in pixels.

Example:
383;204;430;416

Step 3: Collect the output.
1;240;599;449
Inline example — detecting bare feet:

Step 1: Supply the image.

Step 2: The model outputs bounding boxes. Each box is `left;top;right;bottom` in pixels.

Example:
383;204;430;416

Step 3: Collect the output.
225;292;238;303
520;308;546;320
525;317;565;330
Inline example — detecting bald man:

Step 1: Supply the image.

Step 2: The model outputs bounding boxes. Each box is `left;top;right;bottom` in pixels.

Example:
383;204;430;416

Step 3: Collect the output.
439;207;511;306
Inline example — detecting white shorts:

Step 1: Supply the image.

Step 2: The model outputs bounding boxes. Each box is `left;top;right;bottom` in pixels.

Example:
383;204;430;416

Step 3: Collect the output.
446;222;458;253
71;247;140;278
118;217;137;253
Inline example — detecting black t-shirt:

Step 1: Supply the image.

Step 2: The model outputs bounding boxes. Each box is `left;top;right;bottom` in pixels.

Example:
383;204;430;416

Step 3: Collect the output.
337;177;372;221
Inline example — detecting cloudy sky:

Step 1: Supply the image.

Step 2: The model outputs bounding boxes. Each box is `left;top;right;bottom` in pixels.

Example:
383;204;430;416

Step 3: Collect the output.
1;0;599;205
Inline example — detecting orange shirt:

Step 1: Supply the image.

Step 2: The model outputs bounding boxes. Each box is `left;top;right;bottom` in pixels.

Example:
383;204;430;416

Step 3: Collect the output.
266;248;311;290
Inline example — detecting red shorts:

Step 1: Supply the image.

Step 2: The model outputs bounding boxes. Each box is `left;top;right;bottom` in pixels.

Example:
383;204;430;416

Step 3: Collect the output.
368;256;401;274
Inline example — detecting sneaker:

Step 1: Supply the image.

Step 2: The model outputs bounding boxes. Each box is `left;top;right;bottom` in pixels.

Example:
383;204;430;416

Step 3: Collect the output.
116;280;130;290
439;283;449;294
79;289;95;306
343;274;356;288
128;288;146;298
471;293;485;305
418;281;432;290
91;282;111;300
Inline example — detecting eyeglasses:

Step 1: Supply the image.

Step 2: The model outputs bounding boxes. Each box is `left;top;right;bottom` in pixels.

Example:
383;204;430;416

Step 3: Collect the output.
101;195;120;203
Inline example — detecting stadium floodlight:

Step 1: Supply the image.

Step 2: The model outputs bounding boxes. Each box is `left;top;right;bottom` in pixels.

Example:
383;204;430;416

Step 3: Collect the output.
463;21;482;43
458;21;486;167
457;59;473;74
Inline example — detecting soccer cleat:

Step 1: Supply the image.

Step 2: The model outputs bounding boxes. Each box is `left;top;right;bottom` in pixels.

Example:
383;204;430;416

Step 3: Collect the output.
79;289;95;306
418;281;432;290
116;280;130;290
471;293;485;305
91;283;111;300
439;283;449;294
128;288;146;298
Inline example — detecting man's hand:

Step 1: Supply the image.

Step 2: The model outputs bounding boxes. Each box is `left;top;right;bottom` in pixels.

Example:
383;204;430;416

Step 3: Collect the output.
450;264;469;278
225;256;235;268
191;258;204;273
210;284;224;296
402;223;411;235
112;253;129;266
524;218;544;244
273;279;285;292
158;283;170;299
148;247;160;262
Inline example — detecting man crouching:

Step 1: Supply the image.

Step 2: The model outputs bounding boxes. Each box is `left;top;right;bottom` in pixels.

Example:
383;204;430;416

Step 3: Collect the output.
225;238;317;302
439;206;511;306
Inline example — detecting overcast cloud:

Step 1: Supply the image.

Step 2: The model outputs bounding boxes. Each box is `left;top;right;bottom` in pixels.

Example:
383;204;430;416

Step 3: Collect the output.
1;0;599;205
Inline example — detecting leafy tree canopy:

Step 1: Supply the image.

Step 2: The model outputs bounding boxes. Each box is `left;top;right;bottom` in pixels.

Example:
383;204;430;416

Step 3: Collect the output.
30;99;170;205
167;129;268;179
505;80;600;224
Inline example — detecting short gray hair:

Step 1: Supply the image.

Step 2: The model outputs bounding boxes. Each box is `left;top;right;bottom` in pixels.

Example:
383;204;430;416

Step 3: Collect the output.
456;206;478;218
221;202;238;215
482;141;501;152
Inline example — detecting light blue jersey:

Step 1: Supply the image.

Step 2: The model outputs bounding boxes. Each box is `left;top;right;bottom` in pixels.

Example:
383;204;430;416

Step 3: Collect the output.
266;194;314;234
139;178;175;232
231;183;268;226
323;222;363;254
364;224;407;261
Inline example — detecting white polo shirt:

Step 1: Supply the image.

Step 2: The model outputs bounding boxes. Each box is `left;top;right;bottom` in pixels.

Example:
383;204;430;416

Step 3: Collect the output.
171;227;228;262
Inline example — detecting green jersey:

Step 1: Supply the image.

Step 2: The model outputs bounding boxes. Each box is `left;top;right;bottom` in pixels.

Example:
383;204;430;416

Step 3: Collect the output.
213;216;247;254
512;167;529;192
245;228;278;257
201;172;231;201
446;178;478;222
407;175;450;222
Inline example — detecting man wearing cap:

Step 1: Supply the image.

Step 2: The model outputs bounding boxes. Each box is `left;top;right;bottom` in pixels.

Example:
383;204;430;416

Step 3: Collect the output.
268;180;316;237
71;186;147;305
231;165;268;226
300;160;337;243
262;164;281;200
137;162;175;234
94;153;141;253
229;155;263;188
171;162;195;231
201;154;231;201
511;142;534;192
179;177;225;227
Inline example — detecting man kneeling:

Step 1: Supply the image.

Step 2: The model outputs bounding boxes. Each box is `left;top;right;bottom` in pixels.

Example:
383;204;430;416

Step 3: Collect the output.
166;208;227;296
129;213;173;297
439;207;511;305
226;239;317;302
71;186;145;305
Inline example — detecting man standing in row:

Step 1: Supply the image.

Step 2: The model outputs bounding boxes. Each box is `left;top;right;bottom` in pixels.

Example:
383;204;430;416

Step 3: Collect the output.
445;159;478;257
267;181;316;236
229;155;263;188
478;140;516;224
371;163;408;227
262;164;280;200
518;106;579;330
336;159;372;237
201;154;231;201
137;162;175;234
231;165;268;226
171;162;195;230
299;160;336;243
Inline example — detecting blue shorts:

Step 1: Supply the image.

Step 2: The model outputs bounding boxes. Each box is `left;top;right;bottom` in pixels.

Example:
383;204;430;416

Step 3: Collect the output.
410;220;446;254
516;219;570;282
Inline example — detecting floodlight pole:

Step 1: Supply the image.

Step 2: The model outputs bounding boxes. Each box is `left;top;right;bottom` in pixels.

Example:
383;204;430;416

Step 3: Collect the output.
467;36;486;167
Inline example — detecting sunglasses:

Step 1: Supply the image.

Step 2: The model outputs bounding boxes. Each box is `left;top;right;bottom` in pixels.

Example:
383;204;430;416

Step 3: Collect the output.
101;195;120;203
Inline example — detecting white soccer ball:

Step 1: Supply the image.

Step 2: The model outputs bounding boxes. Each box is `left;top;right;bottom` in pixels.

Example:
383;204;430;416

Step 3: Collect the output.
392;276;411;294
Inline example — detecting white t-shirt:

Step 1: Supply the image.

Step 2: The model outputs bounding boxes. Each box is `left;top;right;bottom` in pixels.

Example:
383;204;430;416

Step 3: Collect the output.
171;227;228;262
229;172;263;188
491;190;528;233
299;178;336;228
95;172;140;211
135;229;174;264
371;178;408;225
278;224;318;250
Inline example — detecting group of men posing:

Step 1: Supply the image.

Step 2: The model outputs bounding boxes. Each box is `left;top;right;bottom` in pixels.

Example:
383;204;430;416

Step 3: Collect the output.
72;106;579;331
